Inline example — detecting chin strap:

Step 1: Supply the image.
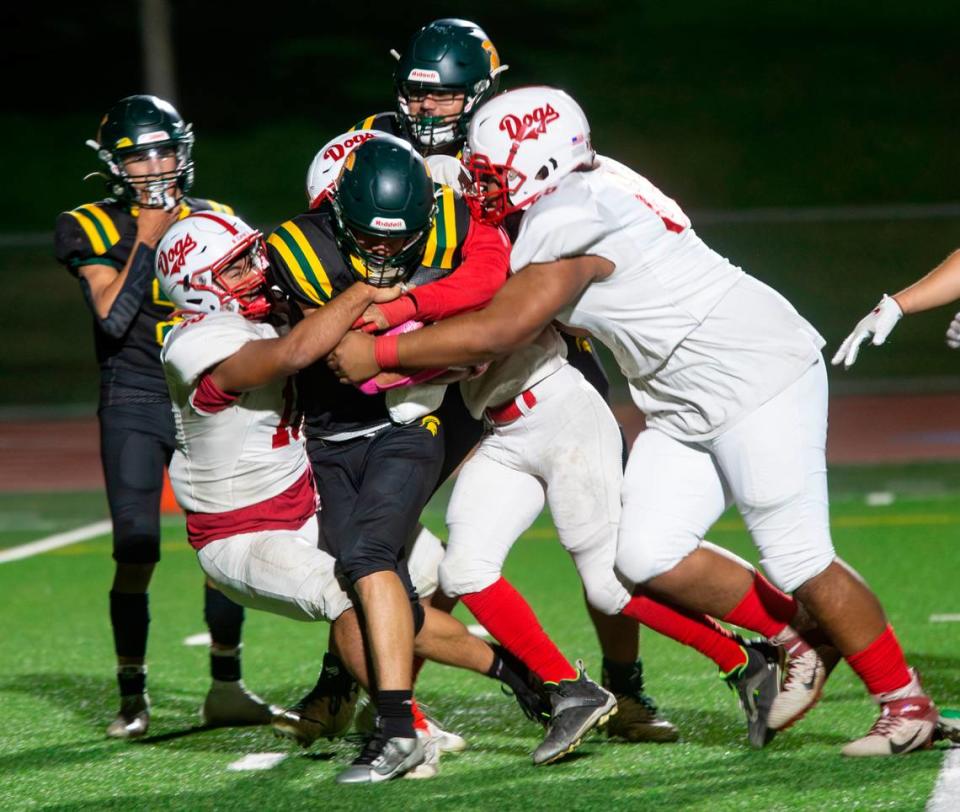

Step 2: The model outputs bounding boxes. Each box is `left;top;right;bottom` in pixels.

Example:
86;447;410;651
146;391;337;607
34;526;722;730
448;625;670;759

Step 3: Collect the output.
79;243;157;339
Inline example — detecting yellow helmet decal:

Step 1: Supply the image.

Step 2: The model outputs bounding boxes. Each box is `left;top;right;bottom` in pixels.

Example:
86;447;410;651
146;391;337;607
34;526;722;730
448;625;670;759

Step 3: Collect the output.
420;415;441;436
482;40;500;72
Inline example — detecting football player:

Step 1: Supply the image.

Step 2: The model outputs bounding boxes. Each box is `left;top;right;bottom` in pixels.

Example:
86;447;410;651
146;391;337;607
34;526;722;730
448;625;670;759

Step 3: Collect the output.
54;95;270;739
268;135;619;767
350;18;671;743
155;210;545;782
329;86;943;757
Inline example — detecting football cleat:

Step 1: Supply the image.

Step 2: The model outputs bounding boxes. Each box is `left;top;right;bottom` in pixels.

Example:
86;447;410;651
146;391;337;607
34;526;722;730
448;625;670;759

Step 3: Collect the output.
106;693;150;739
724;641;780;748
491;643;551;726
935;708;960;743
272;654;360;746
602;660;679;743
418;709;468;754
767;631;830;731
335;732;425;784
533;661;617;765
201;679;274;727
842;670;938;757
404;732;440;780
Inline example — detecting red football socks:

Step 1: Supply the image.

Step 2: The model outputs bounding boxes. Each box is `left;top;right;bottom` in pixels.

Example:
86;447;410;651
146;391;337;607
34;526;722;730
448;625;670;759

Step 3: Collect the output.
847;624;912;696
622;594;747;673
461;577;577;683
723;573;797;638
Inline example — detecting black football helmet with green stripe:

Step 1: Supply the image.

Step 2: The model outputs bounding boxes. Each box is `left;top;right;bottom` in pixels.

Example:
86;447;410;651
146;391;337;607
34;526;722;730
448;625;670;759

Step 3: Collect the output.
331;135;437;287
394;18;505;153
86;95;195;209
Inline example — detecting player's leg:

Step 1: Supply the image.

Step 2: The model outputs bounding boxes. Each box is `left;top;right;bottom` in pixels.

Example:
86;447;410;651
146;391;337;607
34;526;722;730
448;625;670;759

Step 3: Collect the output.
100;403;169;739
332;423;445;782
714;360;937;754
443;433;615;765
614;426;795;746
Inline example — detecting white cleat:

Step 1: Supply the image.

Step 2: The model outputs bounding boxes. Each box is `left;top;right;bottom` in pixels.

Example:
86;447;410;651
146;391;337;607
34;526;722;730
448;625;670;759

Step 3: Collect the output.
768;632;827;731
106;694;150;739
842;671;938;757
404;733;440;780
420;713;468;754
201;679;275;727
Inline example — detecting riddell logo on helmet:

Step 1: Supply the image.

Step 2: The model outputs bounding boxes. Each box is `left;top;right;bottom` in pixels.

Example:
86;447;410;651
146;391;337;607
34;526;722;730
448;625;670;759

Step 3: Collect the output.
499;104;560;142
371;217;407;230
157;234;197;277
407;68;442;83
323;132;377;163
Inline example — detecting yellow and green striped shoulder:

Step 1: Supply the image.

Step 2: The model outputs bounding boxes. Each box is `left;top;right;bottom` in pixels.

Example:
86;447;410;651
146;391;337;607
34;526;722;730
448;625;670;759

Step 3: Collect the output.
189;198;234;216
421;185;470;270
267;217;336;307
64;202;123;257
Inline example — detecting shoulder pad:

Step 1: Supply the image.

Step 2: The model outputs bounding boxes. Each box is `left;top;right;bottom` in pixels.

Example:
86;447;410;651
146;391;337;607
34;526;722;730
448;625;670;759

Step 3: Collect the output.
162;311;259;385
56;202;124;266
351;112;404;138
267;215;338;307
185;197;235;216
420;185;470;270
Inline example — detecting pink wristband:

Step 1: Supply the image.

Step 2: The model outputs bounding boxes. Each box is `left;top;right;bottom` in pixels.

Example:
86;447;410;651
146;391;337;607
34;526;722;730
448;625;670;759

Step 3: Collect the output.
374;333;400;370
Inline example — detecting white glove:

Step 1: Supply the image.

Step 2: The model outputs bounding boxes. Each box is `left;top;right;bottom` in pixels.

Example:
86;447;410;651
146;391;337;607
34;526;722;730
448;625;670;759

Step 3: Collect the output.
946;312;960;349
831;294;903;369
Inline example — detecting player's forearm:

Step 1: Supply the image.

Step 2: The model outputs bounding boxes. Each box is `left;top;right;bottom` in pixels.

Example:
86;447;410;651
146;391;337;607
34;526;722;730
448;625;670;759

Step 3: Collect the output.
81;243;156;336
284;283;377;372
893;249;960;315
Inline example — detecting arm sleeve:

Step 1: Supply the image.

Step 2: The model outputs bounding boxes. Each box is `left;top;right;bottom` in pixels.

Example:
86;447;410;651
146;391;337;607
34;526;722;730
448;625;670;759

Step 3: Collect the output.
406;221;511;320
77;243;157;339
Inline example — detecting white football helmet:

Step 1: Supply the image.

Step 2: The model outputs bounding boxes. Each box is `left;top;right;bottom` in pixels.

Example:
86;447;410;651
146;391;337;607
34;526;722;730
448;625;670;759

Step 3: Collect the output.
155;212;270;319
463;86;594;224
305;129;382;208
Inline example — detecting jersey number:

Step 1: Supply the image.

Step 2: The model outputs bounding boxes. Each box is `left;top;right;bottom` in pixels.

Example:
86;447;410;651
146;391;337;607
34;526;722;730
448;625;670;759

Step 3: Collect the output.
272;377;302;448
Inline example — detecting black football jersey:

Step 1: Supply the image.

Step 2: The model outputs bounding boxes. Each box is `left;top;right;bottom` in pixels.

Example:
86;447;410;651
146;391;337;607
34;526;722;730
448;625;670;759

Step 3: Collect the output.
54;197;234;404
267;192;470;438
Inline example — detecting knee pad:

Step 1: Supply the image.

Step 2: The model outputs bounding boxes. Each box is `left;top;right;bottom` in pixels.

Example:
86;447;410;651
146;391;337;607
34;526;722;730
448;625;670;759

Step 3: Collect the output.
437;549;500;598
582;574;630;616
761;547;835;594
615;530;700;587
406;527;445;599
112;531;161;565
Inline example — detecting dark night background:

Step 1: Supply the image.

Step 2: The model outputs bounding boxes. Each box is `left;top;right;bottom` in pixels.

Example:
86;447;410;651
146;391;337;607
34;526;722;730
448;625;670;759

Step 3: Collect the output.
3;1;960;402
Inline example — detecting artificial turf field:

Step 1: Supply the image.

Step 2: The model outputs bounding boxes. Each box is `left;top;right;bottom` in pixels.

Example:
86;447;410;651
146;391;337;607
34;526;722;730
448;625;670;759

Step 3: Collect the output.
1;465;958;811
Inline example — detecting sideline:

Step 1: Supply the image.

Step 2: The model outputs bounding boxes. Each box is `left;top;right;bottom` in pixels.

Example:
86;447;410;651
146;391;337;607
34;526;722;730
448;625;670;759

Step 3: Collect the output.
0;519;112;564
928;748;960;812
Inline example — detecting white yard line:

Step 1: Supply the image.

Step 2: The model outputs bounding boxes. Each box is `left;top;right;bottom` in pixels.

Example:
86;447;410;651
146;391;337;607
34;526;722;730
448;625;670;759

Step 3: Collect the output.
929;614;960;623
227;753;288;772
183;632;213;647
0;519;112;564
928;747;960;812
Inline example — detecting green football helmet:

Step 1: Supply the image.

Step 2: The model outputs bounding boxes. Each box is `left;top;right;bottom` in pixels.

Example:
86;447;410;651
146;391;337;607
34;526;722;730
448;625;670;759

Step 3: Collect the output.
393;18;505;153
86;95;195;208
331;135;438;287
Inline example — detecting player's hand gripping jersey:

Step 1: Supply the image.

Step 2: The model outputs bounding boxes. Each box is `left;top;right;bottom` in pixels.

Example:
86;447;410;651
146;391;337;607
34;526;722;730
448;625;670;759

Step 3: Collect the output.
510;156;826;440
161;311;314;548
54;197;233;404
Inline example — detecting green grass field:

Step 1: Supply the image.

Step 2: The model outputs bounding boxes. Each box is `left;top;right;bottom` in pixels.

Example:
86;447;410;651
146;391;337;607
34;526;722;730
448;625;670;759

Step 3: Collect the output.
1;465;958;810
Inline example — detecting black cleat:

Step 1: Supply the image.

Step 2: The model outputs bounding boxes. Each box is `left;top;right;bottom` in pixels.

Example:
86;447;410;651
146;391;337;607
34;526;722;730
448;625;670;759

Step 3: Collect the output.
603;659;679;743
533;660;617;765
725;641;781;748
272;652;359;747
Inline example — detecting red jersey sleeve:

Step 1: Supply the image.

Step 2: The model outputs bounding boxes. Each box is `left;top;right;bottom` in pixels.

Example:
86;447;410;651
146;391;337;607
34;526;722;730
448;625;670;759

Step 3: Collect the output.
407;220;511;321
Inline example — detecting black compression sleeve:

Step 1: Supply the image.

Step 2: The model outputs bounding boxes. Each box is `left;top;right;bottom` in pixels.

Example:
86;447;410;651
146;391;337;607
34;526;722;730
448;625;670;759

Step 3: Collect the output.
79;243;157;338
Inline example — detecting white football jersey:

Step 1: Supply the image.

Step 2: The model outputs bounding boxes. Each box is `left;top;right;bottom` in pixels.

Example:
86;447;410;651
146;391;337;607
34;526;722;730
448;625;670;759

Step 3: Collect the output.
460;326;567;419
510;156;825;439
162;311;309;513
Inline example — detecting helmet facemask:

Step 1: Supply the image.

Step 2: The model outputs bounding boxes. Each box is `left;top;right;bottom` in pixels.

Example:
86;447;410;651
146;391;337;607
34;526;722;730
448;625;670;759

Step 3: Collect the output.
463;150;529;225
397;78;493;153
331;196;436;287
87;133;195;210
176;235;271;320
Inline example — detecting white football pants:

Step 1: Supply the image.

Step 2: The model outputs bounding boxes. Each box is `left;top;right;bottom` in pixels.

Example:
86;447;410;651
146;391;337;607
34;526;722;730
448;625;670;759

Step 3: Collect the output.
616;359;835;593
442;364;631;616
197;516;353;623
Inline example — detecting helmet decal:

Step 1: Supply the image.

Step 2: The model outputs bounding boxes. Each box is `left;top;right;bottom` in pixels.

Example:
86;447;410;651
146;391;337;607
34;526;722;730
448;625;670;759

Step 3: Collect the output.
498;103;560;141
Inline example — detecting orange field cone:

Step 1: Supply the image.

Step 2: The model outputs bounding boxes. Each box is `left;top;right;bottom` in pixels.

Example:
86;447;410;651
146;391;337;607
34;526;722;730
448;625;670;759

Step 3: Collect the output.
160;469;182;514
